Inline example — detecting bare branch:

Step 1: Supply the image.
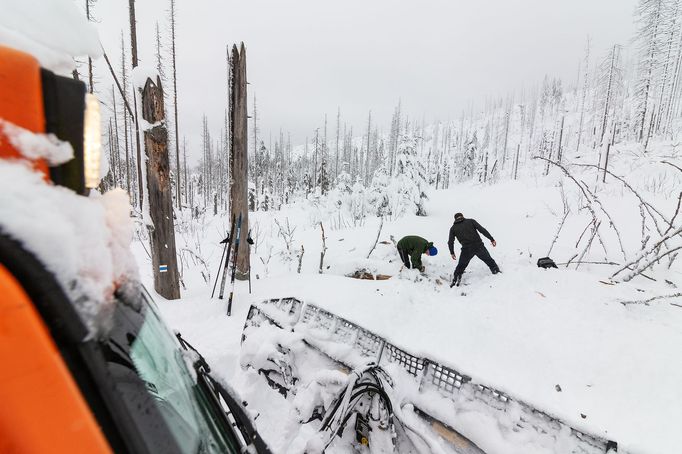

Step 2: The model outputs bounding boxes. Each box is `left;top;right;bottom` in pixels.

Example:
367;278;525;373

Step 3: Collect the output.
665;192;682;235
620;292;682;306
612;226;682;279
367;217;384;259
617;245;682;282
662;160;682;173
574;163;670;233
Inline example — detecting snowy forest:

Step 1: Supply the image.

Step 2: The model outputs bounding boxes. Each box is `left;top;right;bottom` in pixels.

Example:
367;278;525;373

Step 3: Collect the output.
87;0;682;287
45;1;682;452
2;0;682;453
93;0;682;212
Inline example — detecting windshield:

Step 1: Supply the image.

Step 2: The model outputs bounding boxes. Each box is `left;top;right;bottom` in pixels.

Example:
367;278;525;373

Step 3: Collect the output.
100;289;237;454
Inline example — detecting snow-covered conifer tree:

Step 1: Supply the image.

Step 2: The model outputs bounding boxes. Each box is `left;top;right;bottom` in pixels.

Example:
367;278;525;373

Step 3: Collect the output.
394;134;428;216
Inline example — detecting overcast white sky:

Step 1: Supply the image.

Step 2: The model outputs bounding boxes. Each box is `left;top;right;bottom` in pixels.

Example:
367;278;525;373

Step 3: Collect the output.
92;0;638;162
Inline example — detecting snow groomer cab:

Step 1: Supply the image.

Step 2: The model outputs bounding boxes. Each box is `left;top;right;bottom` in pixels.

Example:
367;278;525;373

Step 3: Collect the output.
0;45;270;453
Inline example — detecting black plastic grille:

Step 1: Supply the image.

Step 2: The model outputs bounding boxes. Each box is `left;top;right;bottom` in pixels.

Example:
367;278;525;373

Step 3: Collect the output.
383;344;425;376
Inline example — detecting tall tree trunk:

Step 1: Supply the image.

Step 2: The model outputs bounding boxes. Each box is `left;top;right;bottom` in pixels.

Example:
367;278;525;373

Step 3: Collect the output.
335;107;340;179
129;0;144;209
141;76;180;299
86;0;94;94
638;0;663;142
253;94;258;209
169;0;182;208
120;34;132;197
230;43;250;279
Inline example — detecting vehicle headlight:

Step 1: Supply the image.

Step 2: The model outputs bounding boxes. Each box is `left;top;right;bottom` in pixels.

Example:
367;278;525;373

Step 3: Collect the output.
83;93;101;189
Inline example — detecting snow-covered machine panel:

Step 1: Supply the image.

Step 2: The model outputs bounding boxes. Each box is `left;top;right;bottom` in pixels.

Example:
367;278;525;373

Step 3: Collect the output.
242;297;619;454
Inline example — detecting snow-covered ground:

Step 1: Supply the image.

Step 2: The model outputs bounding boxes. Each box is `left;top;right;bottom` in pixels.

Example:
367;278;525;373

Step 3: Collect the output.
136;149;682;454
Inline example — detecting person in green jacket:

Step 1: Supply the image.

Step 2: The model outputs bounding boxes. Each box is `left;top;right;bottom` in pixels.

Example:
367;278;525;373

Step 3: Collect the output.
396;235;438;272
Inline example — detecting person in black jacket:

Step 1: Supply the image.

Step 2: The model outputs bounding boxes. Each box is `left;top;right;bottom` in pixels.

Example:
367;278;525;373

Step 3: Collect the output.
448;213;499;285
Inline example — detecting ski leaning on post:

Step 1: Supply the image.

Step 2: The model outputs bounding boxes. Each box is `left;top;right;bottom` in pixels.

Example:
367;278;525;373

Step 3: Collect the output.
226;213;242;316
217;214;237;299
247;228;254;294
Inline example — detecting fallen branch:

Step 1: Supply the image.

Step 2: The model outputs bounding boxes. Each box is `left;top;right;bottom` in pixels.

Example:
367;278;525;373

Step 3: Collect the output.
556;261;619;266
617;245;682;282
612;226;682;280
620;292;682;306
574;220;600;269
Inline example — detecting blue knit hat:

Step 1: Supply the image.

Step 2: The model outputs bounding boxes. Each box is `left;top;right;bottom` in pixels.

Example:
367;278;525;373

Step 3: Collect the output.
428;246;438;256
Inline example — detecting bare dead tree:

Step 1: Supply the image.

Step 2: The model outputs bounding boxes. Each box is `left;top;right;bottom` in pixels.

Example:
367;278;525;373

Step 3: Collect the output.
85;0;96;94
229;43;250;277
169;0;181;208
129;0;143;209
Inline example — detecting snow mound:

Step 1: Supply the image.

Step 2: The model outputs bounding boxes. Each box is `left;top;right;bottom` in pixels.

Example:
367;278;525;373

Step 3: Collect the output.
0;0;101;74
0;119;74;165
0;160;139;337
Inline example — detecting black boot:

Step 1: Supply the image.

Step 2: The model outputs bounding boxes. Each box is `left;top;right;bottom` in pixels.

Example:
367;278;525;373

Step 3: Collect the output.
450;273;463;288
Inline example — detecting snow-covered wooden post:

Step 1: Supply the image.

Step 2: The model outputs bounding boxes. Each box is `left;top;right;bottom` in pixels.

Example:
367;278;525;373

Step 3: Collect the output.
141;75;180;299
230;43;250;279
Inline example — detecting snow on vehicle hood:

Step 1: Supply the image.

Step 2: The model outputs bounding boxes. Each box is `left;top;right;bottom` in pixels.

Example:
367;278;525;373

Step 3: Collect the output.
0;160;139;338
0;0;101;75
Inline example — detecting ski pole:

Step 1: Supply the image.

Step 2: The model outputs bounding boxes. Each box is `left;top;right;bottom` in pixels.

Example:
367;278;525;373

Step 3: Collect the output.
210;236;228;298
219;214;237;300
227;213;242;316
247;228;254;294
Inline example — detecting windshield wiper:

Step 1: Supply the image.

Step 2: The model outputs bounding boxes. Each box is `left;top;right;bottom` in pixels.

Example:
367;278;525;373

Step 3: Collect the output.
175;332;271;454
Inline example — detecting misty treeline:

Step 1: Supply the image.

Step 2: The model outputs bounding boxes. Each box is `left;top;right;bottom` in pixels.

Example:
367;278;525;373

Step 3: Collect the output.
92;0;682;226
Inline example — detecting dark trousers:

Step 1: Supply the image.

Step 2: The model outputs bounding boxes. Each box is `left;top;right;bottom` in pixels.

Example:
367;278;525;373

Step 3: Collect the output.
454;243;499;278
397;247;412;269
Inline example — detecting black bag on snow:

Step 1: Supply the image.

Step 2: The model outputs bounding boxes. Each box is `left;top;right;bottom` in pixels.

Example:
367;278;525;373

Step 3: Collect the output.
537;257;558;269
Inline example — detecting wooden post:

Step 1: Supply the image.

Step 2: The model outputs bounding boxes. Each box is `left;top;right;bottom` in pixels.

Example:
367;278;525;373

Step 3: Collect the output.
230;43;250;279
142;76;181;299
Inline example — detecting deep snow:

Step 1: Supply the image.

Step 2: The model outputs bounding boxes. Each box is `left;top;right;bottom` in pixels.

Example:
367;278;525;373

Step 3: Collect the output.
139;160;682;454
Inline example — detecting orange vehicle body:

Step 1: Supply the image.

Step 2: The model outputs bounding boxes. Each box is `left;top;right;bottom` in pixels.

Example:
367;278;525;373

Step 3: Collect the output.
0;46;111;453
0;45;49;177
0;264;112;454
